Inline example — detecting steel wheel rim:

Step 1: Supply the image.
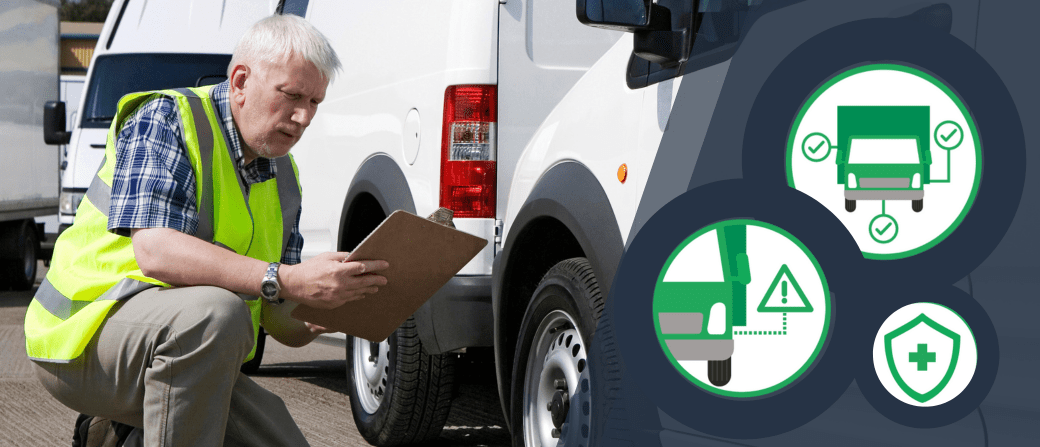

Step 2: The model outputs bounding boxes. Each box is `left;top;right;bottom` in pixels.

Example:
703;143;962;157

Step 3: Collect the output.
523;309;592;446
352;337;389;414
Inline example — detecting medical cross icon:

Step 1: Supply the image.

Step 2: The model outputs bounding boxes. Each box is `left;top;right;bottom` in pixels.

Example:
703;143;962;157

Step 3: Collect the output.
909;343;936;371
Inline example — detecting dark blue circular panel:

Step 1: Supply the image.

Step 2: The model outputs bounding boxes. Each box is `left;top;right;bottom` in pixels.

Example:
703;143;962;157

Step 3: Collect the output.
741;17;1026;285
607;179;868;439
853;284;999;429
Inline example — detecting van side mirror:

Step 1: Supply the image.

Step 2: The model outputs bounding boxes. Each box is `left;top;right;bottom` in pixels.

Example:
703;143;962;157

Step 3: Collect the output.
735;253;751;286
633;3;686;66
577;0;652;31
44;101;71;145
579;1;690;67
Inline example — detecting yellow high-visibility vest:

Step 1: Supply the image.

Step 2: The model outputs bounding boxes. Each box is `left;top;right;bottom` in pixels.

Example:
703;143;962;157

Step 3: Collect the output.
25;86;301;363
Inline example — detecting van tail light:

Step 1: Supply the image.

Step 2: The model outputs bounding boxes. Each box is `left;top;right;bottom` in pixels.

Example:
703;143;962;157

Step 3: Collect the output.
440;85;496;218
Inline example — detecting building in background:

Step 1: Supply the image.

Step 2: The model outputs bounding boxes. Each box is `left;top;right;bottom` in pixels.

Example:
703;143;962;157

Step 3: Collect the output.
59;21;101;75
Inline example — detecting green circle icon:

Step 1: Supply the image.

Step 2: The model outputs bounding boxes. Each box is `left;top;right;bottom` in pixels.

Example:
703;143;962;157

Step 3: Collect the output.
869;214;899;244
934;120;964;150
873;302;977;407
785;64;982;260
802;132;832;162
653;219;831;398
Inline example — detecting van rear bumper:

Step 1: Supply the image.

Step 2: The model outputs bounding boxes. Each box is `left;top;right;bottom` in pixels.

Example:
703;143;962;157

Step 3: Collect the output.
665;339;734;361
413;275;494;354
844;189;923;200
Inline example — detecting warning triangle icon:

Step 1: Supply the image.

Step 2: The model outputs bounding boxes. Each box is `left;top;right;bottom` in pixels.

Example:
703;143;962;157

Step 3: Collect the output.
758;264;813;313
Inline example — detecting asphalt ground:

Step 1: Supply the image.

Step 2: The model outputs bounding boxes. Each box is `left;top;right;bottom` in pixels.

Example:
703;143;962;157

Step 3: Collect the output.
0;263;510;447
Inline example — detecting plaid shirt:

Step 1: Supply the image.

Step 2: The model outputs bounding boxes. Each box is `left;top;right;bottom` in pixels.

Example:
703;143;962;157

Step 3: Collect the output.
107;81;303;265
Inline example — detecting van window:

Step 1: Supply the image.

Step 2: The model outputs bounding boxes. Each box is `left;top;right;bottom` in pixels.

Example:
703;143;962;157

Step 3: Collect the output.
277;0;309;17
663;230;725;283
848;138;921;164
79;53;232;129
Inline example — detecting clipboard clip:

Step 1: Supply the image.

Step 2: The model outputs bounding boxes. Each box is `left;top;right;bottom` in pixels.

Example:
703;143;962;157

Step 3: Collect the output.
426;207;456;229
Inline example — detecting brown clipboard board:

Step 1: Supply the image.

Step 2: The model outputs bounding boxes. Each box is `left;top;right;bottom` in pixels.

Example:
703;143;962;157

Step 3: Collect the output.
290;210;487;342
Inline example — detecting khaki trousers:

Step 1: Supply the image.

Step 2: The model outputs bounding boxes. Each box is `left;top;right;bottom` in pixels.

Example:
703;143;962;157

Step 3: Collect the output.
32;286;309;447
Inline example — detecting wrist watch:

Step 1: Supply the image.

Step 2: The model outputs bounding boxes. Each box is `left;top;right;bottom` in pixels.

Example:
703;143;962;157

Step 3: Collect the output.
260;262;284;305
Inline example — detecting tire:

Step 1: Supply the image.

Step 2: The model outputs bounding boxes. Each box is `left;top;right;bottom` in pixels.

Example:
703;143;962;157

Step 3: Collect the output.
511;258;603;447
346;316;455;446
844;199;856;212
240;327;266;374
1;220;38;291
912;199;923;212
707;358;732;387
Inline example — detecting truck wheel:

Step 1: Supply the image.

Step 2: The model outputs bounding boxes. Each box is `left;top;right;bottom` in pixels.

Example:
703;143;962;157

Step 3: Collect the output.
1;220;39;291
912;199;923;212
346;317;455;446
844;199;856;212
707;358;732;387
511;258;602;447
240;327;266;374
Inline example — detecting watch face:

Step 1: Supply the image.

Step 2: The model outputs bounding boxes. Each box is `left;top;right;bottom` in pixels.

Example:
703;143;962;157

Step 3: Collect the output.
261;283;278;297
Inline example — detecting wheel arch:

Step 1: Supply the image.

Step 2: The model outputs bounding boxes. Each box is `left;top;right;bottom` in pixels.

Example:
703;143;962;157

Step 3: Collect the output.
492;161;624;429
337;154;416;252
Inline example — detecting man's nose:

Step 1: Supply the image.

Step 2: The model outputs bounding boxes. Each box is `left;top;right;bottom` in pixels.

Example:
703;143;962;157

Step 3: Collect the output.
291;107;314;128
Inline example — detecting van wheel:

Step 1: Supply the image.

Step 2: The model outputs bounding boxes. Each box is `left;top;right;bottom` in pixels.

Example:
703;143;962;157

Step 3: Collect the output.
912;199;923;212
844;199;856;212
346;317;455;446
708;358;732;387
511;258;602;447
240;327;266;374
1;220;39;291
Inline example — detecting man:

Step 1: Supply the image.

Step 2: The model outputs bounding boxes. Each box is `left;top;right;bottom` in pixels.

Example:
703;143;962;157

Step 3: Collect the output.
24;14;384;446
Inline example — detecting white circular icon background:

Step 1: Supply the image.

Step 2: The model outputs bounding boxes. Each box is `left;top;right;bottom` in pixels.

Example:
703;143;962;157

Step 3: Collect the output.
787;65;980;259
665;223;830;396
872;302;977;407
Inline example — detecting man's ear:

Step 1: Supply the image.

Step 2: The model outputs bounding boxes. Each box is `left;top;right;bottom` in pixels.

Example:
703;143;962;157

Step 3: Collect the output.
229;64;250;105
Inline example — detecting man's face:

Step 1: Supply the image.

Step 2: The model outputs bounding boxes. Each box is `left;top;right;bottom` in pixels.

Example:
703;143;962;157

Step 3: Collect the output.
230;53;328;161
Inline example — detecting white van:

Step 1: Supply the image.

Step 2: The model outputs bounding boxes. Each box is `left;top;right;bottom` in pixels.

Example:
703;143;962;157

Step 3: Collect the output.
50;0;274;232
289;0;1038;445
289;0;681;444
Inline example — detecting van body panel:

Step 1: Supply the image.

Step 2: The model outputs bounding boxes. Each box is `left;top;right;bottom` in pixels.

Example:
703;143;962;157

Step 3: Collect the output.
502;37;674;246
496;0;623;220
104;0;273;54
299;0;500;277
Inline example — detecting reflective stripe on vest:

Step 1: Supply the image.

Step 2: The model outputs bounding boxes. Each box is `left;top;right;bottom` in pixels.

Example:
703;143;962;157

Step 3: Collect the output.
34;277;155;320
26;85;301;362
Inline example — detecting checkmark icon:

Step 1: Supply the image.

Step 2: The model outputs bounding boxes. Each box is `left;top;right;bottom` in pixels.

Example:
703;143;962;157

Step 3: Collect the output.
869;214;898;244
934;121;964;150
875;222;893;236
801;133;832;162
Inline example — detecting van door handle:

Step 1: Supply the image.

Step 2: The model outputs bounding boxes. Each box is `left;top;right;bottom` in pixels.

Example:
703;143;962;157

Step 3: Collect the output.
90;144;106;149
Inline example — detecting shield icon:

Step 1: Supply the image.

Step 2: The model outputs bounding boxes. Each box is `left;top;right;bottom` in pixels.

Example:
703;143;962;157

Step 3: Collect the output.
884;313;960;403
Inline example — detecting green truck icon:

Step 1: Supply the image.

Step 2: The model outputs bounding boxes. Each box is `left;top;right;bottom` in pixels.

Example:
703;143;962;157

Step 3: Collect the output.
654;223;750;387
836;106;932;212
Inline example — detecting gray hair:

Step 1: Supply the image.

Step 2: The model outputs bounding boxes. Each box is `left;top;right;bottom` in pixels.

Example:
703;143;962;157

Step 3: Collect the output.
229;14;341;83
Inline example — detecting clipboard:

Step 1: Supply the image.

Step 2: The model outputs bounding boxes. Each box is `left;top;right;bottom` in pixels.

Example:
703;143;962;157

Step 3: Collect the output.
290;210;487;342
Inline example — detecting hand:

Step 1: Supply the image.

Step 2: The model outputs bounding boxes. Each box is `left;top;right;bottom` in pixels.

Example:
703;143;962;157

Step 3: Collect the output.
305;322;334;336
279;252;389;309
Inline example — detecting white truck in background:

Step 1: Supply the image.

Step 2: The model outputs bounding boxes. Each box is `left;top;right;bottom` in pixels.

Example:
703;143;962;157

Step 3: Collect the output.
1;0;60;290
